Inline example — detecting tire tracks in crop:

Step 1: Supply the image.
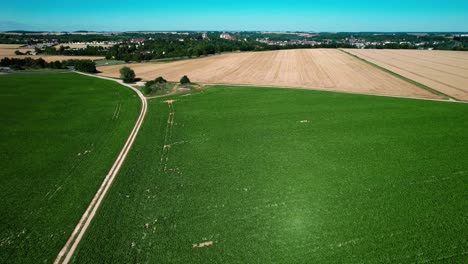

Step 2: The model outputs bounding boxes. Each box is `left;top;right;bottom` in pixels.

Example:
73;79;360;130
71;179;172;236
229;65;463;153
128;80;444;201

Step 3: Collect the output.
54;72;147;264
160;100;176;172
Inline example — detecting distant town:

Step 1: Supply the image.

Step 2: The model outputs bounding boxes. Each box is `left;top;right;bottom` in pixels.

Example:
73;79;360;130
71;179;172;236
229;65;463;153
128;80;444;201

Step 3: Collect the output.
1;31;467;63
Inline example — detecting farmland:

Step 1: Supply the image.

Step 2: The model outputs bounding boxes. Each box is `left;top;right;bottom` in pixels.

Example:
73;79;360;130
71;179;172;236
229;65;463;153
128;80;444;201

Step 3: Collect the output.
344;49;468;101
0;73;140;263
72;86;468;263
0;44;34;57
97;49;441;100
1;55;105;62
0;45;105;62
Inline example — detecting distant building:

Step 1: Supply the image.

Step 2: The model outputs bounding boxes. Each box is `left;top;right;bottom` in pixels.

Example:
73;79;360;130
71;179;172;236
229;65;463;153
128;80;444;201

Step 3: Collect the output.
220;32;235;40
130;38;145;44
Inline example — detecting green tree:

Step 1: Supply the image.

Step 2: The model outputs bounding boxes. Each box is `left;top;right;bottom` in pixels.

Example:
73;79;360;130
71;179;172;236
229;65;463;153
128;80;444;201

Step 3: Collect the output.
142;85;152;95
120;67;136;83
73;60;97;73
180;75;191;85
155;76;167;83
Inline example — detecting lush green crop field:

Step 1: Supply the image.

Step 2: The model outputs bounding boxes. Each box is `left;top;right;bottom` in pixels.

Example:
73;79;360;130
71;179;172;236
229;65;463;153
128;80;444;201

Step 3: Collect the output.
73;86;468;263
0;73;140;263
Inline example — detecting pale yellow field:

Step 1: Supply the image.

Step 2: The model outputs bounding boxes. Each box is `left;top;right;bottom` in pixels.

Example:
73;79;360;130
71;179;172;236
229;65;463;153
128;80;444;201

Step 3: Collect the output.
0;44;104;61
0;44;24;49
344;49;468;101
0;44;34;57
97;49;441;99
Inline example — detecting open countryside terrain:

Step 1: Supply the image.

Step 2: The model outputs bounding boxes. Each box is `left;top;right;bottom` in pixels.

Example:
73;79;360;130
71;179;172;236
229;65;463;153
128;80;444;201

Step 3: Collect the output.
97;49;441;99
55;43;114;49
72;86;468;263
1;55;105;62
0;45;105;62
0;73;140;263
0;44;35;57
344;49;468;101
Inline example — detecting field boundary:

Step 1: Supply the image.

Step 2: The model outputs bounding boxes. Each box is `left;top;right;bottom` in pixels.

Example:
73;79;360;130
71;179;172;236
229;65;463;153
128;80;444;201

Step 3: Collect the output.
167;83;467;104
338;49;457;101
54;72;148;264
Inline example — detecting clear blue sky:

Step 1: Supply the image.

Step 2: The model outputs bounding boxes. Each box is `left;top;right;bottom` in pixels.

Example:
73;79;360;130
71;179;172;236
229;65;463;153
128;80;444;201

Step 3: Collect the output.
1;0;467;32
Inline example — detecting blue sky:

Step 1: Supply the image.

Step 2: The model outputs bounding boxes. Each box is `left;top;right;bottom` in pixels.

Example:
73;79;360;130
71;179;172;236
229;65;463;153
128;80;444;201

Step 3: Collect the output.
1;0;467;32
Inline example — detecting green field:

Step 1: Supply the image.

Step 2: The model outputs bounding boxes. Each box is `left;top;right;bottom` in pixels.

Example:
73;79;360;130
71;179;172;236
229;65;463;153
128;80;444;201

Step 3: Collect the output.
0;73;140;263
72;86;468;263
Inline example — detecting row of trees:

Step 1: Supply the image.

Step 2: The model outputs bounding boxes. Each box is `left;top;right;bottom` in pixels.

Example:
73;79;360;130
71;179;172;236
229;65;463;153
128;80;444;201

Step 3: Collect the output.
120;66;191;84
43;45;108;56
0;57;96;73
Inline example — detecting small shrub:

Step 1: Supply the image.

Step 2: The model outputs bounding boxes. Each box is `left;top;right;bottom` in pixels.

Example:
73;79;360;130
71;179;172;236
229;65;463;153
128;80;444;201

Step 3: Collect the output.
145;80;155;88
180;75;191;85
143;86;152;95
155;76;167;84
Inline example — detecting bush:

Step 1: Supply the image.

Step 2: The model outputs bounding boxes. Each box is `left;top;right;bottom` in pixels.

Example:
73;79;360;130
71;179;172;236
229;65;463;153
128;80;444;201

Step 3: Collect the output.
142;85;152;95
180;75;191;85
72;60;97;73
155;76;167;83
120;67;136;83
145;80;155;88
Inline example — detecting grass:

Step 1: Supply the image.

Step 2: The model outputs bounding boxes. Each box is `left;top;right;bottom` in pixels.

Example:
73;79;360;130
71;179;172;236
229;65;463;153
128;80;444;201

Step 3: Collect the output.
10;68;71;73
72;86;468;263
95;59;127;67
339;49;455;101
0;73;140;263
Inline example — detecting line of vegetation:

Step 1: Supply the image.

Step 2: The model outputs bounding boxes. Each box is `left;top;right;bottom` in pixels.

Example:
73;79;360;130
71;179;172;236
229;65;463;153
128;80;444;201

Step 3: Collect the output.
0;57;97;73
339;49;456;100
140;73;194;96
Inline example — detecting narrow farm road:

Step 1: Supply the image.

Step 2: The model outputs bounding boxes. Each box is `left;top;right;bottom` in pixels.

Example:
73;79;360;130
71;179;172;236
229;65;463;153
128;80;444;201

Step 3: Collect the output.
54;72;148;264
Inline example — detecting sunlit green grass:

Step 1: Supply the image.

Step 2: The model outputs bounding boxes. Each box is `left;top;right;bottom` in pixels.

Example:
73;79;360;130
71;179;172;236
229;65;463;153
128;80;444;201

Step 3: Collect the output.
0;73;140;263
74;86;467;263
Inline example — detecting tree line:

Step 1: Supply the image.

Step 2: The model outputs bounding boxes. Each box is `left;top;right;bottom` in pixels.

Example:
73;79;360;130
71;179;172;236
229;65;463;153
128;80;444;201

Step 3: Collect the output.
0;57;97;73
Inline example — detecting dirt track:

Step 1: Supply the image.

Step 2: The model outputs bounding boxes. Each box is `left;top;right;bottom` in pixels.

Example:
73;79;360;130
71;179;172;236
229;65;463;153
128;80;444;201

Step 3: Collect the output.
97;49;441;99
54;73;147;264
344;49;468;101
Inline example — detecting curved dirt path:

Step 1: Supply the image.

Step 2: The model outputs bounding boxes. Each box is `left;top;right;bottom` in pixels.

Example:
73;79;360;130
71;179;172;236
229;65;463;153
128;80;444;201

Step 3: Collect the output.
54;72;147;264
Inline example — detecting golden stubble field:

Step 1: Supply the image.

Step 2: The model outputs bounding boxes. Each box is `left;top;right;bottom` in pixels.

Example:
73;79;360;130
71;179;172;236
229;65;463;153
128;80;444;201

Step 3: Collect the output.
0;44;34;57
0;44;104;62
344;49;468;101
97;49;442;99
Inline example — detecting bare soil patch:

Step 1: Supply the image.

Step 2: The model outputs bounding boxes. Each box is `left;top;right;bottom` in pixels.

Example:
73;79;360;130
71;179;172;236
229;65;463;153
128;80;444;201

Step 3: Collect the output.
192;241;213;248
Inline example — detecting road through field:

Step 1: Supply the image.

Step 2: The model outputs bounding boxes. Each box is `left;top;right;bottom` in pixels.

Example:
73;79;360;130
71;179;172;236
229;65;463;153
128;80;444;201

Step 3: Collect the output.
54;73;147;264
97;49;441;100
344;49;468;101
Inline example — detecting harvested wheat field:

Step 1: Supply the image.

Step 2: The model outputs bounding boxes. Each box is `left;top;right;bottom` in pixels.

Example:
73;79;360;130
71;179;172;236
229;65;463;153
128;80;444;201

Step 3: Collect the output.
0;44;34;57
1;54;104;62
345;49;468;101
97;49;441;99
0;45;104;61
